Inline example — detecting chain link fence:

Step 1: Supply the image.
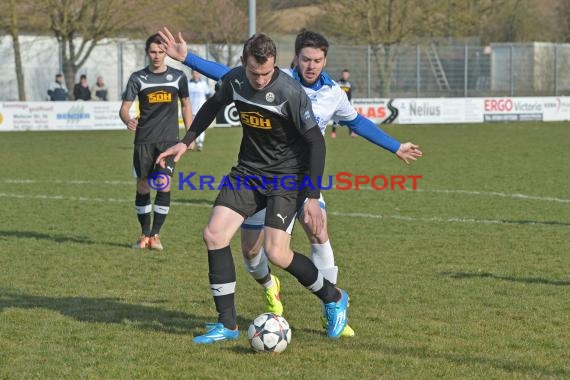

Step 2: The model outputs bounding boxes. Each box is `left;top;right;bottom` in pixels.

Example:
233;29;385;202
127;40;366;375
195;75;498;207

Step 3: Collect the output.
319;42;570;98
2;35;570;101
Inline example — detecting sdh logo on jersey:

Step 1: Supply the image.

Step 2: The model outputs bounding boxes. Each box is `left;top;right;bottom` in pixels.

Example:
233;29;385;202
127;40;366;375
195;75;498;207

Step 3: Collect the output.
240;111;272;129
148;91;172;103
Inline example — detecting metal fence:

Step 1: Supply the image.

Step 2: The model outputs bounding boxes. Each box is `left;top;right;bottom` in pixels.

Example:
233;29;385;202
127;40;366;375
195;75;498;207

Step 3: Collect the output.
318;42;570;98
2;35;570;101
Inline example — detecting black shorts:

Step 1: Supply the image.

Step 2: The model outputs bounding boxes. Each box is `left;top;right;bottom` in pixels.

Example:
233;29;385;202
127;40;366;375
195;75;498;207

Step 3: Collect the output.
213;168;305;232
133;141;177;179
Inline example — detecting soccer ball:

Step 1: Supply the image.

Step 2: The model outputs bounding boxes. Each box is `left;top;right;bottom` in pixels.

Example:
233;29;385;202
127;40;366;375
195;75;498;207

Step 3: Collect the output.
247;313;291;353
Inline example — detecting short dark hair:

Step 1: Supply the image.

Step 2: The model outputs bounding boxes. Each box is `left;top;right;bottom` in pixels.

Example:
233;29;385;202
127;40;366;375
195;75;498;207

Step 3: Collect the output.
242;33;276;64
80;74;87;80
342;69;350;73
294;29;329;57
145;33;163;53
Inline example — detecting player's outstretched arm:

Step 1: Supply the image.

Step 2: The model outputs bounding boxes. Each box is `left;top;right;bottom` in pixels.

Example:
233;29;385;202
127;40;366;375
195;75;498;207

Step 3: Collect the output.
158;27;188;62
156;96;222;168
395;142;423;164
341;114;423;164
341;114;400;152
157;96;224;169
158;27;231;81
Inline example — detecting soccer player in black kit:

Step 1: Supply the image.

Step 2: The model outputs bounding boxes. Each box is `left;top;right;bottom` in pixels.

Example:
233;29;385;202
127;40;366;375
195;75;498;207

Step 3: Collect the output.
119;34;192;251
156;33;350;344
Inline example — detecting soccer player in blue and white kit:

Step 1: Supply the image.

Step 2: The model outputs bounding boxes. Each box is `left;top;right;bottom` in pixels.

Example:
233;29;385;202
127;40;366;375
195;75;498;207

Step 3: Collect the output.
187;70;212;151
158;28;423;337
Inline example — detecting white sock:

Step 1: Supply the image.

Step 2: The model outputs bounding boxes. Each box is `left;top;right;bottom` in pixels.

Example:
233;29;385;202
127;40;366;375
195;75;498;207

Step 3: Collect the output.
311;240;338;284
242;247;271;287
196;132;206;146
261;275;274;289
311;240;335;268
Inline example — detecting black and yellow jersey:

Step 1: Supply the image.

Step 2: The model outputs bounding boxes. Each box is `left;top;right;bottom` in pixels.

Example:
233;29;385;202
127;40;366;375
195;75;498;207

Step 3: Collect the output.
214;67;318;176
123;66;189;144
337;79;352;101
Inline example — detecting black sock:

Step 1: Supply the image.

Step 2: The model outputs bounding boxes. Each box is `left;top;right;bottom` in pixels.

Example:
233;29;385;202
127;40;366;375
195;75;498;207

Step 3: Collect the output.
285;252;339;304
135;192;151;235
255;268;272;286
208;246;237;329
150;191;170;236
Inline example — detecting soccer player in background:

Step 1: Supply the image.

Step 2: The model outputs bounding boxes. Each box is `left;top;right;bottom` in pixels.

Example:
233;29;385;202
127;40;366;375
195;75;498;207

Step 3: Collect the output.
331;69;355;138
119;34;192;251
158;27;422;337
156;33;349;343
187;70;212;151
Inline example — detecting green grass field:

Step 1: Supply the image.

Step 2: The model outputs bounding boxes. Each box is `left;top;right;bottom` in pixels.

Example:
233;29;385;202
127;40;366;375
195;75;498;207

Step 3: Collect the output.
0;122;569;379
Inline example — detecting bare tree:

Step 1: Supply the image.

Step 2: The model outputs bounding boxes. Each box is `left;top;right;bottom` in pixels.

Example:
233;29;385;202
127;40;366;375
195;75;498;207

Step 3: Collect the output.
427;0;553;43
554;0;570;42
310;0;561;96
174;0;248;67
0;0;29;100
42;0;147;98
312;0;424;96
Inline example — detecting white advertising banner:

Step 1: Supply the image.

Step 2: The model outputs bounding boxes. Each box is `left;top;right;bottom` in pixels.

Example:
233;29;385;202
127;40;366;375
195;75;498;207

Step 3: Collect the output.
480;97;570;122
0;101;125;131
353;97;570;124
353;97;483;124
394;98;477;124
2;97;569;131
0;101;231;131
352;99;398;124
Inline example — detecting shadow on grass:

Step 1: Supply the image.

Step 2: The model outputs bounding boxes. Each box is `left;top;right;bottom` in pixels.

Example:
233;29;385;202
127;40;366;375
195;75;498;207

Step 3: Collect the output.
0;230;130;249
495;219;570;227
226;345;260;355
0;289;211;334
440;271;570;286
372;342;570;378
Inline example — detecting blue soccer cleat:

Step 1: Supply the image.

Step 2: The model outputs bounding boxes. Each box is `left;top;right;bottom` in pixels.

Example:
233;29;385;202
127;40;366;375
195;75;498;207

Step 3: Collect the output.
320;315;355;337
324;288;349;339
193;322;239;344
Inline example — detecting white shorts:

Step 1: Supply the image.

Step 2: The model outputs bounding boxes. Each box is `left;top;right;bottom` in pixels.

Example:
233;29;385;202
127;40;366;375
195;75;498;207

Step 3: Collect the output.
241;193;326;233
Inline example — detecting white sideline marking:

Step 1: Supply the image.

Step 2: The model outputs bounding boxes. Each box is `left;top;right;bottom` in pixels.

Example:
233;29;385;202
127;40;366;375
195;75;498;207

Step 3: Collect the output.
0;193;210;207
328;211;566;226
3;179;133;185
416;188;570;203
0;192;566;227
357;186;570;203
3;178;569;203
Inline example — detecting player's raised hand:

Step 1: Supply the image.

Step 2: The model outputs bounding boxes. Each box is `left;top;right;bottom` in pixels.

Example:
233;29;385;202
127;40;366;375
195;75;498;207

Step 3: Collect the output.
157;27;188;62
155;142;188;168
303;198;324;236
395;142;423;164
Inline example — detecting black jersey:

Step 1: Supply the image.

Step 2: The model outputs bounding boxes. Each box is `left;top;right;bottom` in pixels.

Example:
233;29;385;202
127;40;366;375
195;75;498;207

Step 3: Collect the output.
337;79;352;101
123;66;189;144
215;67;318;176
